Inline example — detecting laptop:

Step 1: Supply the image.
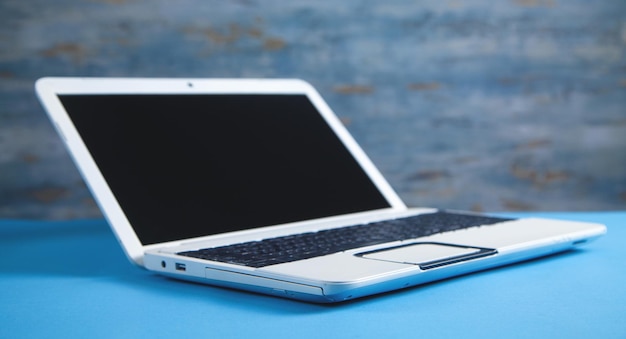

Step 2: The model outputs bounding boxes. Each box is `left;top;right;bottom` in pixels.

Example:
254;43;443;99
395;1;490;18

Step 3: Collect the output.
35;77;606;303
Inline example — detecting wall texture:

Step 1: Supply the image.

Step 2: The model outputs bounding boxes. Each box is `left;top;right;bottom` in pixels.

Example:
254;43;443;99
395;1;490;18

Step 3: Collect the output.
1;0;625;219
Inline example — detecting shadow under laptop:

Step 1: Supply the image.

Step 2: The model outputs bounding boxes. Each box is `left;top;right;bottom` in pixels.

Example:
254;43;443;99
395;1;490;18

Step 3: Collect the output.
158;246;589;311
0;218;590;313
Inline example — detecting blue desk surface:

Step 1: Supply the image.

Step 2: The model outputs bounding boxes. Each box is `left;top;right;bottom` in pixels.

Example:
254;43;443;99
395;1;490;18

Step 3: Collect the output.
1;212;624;338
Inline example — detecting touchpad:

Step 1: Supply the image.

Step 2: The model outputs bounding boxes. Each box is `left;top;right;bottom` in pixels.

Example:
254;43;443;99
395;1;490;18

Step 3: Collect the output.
359;242;495;269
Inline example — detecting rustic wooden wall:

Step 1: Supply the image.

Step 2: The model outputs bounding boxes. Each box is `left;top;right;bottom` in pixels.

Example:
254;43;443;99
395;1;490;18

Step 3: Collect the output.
1;0;625;219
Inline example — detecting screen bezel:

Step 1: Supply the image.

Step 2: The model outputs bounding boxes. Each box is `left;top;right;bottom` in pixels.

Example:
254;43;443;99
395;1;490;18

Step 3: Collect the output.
35;77;406;265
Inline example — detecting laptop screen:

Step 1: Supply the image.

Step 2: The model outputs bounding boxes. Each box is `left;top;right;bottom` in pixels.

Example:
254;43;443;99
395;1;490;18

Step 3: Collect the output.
59;94;391;245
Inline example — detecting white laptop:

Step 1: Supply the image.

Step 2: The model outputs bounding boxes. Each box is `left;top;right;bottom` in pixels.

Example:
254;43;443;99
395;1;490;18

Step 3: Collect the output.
35;77;606;303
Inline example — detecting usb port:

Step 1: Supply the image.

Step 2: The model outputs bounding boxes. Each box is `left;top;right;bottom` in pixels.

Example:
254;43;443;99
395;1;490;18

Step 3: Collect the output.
175;263;186;271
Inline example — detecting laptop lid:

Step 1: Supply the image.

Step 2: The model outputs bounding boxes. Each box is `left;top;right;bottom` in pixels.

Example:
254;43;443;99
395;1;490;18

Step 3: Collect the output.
35;78;406;265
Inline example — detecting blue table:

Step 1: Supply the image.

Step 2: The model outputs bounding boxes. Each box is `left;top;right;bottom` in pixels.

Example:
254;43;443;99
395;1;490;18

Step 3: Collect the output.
1;212;624;338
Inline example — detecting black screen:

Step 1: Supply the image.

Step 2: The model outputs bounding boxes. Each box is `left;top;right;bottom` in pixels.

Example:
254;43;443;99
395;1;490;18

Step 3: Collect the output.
60;94;391;245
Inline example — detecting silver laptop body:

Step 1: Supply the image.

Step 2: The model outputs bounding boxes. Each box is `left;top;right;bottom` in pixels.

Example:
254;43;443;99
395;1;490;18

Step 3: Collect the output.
35;77;606;303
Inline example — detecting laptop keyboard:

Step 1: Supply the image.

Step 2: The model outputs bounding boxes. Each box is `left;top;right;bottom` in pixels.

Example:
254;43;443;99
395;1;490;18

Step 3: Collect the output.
178;211;513;268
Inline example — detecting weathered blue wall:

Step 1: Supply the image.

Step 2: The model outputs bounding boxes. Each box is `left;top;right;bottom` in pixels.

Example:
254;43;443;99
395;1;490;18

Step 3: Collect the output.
1;0;625;219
